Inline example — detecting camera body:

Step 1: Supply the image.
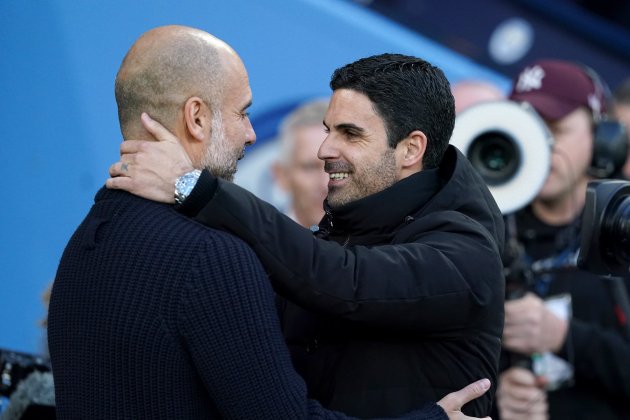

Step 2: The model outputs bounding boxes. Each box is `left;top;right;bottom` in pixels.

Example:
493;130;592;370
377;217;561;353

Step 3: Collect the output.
450;100;630;275
578;180;630;276
0;349;51;398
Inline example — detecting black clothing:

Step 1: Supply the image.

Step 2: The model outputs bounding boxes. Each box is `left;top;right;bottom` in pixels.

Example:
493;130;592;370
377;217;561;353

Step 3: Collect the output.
48;188;446;419
181;145;505;417
504;206;630;419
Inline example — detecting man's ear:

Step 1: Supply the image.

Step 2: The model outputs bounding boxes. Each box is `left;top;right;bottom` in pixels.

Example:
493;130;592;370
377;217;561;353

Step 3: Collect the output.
183;96;211;142
397;130;427;170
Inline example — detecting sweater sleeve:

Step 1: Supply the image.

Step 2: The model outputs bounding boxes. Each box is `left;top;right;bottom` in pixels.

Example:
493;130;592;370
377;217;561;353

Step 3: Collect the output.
177;232;447;419
179;172;503;334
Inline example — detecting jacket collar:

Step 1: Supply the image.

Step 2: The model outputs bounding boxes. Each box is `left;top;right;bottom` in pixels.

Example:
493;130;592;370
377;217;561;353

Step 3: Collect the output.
319;167;441;238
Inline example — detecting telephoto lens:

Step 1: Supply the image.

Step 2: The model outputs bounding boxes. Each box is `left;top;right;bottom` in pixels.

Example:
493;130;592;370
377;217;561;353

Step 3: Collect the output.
578;180;630;275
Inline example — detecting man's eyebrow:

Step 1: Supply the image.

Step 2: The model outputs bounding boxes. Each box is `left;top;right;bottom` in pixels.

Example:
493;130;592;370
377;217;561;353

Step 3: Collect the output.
322;121;365;132
335;123;364;132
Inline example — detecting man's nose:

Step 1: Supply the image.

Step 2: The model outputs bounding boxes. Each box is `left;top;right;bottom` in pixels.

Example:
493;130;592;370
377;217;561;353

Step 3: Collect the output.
317;134;339;161
246;119;256;145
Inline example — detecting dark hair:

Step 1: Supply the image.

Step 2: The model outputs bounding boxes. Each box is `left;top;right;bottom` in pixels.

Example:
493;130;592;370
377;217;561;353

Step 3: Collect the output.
330;53;455;169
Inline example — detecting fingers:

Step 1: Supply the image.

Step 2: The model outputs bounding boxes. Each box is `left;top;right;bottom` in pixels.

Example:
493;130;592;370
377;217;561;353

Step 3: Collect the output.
141;112;180;143
105;173;175;203
106;114;192;203
502;367;538;386
455;378;492;407
105;175;133;191
505;295;539;321
502;334;533;355
497;368;548;419
120;140;148;155
500;394;547;420
500;383;535;403
109;154;138;177
503;295;546;354
117;113;181;155
438;378;491;412
498;368;543;409
109;161;127;178
109;162;119;178
500;394;546;415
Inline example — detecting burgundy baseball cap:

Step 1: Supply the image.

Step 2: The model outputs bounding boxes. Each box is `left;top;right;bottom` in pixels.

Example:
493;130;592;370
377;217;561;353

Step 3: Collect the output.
509;59;607;121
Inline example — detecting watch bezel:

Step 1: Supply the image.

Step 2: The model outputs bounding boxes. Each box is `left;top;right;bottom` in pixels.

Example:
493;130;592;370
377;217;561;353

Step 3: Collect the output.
174;169;201;204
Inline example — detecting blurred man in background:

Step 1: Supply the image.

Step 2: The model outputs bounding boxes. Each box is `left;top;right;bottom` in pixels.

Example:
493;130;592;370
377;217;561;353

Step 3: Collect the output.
612;78;630;179
451;80;504;115
271;99;329;227
496;59;630;420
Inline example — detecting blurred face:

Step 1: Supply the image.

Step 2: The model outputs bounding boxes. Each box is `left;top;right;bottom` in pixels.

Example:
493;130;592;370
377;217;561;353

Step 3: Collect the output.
613;104;630;179
452;82;504;115
537;107;593;202
319;89;399;209
202;55;256;181
275;125;328;227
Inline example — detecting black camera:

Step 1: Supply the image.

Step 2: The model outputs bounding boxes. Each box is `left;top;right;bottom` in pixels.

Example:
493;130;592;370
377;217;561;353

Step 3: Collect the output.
1;349;51;398
451;100;630;277
578;180;630;276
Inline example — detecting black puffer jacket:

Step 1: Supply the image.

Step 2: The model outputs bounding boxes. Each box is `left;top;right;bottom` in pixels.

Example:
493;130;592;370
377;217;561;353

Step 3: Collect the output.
179;145;505;417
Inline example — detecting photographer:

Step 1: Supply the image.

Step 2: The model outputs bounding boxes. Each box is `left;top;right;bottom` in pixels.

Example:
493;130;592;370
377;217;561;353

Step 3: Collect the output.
495;59;630;419
612;78;630;179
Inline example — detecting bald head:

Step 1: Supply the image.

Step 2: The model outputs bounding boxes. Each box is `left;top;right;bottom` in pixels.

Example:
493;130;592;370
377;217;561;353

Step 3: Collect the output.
115;25;239;138
451;80;504;115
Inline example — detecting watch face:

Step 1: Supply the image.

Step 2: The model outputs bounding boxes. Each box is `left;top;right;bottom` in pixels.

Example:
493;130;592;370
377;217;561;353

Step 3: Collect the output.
177;175;195;194
175;170;201;203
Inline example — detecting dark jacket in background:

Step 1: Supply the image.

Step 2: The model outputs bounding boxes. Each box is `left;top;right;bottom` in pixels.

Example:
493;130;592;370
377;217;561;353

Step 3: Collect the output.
179;145;506;417
48;188;446;419
501;206;630;419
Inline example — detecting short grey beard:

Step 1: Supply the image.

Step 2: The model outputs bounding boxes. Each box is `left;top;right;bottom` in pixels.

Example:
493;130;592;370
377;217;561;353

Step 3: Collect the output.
201;110;240;182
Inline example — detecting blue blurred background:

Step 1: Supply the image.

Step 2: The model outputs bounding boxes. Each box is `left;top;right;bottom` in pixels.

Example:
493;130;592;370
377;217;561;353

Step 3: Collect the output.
0;0;628;354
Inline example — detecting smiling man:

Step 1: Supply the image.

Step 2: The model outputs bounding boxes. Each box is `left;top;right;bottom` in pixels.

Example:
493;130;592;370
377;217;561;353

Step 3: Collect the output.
321;89;399;207
108;53;505;418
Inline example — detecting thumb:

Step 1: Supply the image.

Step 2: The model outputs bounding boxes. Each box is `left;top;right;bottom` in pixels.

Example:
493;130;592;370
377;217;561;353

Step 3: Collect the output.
141;113;180;144
438;379;491;412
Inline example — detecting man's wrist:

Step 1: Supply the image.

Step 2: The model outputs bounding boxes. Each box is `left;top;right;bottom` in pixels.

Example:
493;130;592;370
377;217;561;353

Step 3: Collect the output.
174;169;202;205
176;169;219;217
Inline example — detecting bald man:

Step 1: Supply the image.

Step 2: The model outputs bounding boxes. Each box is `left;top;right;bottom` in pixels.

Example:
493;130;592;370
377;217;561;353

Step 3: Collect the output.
451;80;504;115
47;26;489;420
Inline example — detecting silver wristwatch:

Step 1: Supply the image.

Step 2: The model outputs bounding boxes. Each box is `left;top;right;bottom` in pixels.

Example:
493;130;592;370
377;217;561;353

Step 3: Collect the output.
174;169;202;204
